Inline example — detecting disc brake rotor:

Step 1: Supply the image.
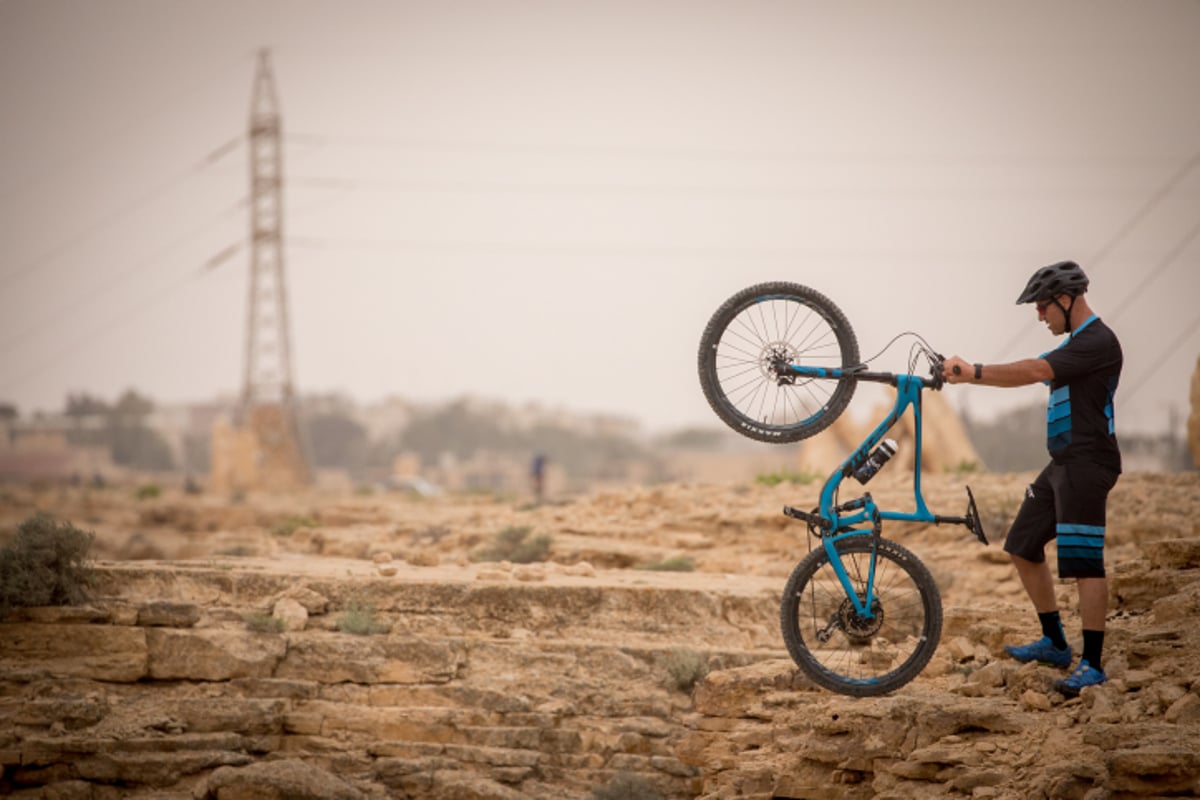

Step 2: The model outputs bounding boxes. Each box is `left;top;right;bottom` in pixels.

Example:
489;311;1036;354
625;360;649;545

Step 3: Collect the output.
838;595;884;643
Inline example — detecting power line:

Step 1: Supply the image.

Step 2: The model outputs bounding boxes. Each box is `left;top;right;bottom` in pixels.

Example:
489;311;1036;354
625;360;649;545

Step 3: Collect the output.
1120;312;1200;404
0;200;244;358
285;234;1046;260
0;135;243;291
1106;216;1200;325
281;172;1177;200
990;148;1200;362
1087;151;1200;270
0;255;229;395
0;58;249;201
286;131;1189;167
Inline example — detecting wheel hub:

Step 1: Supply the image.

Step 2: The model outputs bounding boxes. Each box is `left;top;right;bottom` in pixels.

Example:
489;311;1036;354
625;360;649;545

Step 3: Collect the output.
838;595;884;642
761;342;798;384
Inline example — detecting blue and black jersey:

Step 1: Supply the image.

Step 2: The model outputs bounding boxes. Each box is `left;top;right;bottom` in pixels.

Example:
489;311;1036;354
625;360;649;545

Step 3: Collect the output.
1041;316;1122;472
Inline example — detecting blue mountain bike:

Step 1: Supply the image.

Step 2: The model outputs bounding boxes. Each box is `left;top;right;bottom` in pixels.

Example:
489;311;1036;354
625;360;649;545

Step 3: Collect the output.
698;282;987;696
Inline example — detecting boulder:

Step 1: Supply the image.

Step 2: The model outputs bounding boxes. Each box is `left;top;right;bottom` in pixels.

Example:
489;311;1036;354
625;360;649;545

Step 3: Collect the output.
271;598;309;631
202;758;364;799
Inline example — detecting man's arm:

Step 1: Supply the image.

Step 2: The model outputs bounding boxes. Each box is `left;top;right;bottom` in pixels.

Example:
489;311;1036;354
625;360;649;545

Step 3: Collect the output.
943;355;1054;387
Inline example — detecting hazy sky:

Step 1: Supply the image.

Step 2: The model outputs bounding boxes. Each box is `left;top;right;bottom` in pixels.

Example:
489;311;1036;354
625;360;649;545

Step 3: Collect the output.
2;0;1198;435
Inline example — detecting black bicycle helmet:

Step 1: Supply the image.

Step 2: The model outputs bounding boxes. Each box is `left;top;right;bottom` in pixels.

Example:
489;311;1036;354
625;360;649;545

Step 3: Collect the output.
1015;260;1089;304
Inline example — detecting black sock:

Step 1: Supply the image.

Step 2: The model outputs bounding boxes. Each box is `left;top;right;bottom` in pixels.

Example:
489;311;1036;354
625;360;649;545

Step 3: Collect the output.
1082;629;1104;670
1039;611;1068;649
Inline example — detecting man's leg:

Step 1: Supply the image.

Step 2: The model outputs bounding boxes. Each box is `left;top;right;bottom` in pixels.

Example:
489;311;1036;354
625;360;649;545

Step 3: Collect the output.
1077;576;1107;631
1005;553;1071;662
1012;554;1057;613
1077;576;1107;670
1003;467;1071;664
1051;464;1118;695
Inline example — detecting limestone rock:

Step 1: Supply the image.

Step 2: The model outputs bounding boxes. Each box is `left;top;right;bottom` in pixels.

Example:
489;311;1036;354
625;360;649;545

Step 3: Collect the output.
278;585;329;615
693;660;806;718
137;601;201;627
145;628;286;680
276;634;464;684
561;561;596;577
0;623;147;682
271;598;308;632
1144;538;1200;569
408;550;440;567
202;758;364;799
428;771;527;800
1165;692;1200;724
512;564;546;582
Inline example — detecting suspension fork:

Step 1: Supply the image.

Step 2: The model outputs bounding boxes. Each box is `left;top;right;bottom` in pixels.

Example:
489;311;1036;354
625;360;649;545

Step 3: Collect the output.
819;496;883;618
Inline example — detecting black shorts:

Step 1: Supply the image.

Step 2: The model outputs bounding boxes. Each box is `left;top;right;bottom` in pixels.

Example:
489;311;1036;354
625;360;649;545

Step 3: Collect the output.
1004;461;1119;579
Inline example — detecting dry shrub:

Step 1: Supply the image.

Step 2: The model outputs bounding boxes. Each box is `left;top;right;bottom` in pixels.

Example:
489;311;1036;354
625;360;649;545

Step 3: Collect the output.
664;648;710;692
0;513;95;611
475;526;552;564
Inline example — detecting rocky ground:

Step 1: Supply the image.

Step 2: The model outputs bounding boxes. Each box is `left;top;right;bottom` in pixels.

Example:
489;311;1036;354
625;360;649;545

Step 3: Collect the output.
1;469;1198;798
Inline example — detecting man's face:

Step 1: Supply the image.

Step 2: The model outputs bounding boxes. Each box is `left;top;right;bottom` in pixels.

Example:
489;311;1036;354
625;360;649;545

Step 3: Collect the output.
1036;295;1068;335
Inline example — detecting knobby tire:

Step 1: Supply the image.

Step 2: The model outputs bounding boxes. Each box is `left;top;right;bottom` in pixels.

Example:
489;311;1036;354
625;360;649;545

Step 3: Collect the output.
697;282;860;443
780;537;943;697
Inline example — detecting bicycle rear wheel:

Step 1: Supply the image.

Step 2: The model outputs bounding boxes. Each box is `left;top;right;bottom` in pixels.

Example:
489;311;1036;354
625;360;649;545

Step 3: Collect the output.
698;282;859;443
780;537;942;697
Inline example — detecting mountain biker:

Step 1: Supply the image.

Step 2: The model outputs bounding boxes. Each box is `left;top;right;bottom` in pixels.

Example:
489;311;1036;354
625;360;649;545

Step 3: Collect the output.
943;260;1122;697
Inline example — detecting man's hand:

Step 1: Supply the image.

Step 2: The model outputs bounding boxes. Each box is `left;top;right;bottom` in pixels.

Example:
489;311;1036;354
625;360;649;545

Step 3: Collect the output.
943;355;972;384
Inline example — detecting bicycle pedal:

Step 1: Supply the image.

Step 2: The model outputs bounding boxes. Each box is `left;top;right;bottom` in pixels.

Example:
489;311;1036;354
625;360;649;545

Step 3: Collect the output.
965;485;988;545
783;506;831;532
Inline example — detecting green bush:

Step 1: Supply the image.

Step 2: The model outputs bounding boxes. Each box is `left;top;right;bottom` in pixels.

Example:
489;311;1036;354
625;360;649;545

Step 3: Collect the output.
592;771;665;800
271;514;318;537
135;483;161;500
0;514;95;611
336;602;390;636
664;648;710;692
475;526;552;564
755;468;821;487
638;556;695;572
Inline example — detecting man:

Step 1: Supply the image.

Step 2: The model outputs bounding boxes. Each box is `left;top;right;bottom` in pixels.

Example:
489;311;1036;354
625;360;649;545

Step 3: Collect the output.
943;260;1122;696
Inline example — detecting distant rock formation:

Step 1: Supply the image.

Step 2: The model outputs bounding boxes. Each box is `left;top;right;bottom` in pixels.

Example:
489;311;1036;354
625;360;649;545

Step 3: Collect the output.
797;388;982;475
1190;353;1200;467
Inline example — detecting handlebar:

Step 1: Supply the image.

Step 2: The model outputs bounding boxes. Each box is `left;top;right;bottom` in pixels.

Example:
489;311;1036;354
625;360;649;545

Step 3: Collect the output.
926;353;946;391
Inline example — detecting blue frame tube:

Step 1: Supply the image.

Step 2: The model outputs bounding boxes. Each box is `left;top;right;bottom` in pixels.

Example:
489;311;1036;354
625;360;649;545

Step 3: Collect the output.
786;367;939;617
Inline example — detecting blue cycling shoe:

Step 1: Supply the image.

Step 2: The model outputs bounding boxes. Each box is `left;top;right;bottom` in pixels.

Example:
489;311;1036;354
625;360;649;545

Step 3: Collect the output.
1003;636;1072;668
1053;660;1106;697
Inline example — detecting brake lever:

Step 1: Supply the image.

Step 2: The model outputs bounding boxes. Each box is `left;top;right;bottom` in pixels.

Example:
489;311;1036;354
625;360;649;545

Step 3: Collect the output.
928;351;947;390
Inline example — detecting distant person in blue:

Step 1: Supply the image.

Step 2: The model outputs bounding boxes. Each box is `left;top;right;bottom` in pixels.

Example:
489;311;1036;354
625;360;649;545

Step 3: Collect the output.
944;261;1122;697
530;452;547;504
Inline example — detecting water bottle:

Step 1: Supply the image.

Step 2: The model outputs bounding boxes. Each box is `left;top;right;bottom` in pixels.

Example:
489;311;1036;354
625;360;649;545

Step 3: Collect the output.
853;438;898;484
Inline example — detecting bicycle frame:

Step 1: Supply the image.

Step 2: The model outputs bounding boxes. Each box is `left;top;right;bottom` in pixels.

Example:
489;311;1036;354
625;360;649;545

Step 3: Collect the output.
785;364;980;618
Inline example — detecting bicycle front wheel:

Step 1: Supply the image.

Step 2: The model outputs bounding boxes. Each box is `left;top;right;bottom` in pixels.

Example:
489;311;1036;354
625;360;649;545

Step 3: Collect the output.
698;282;859;443
780;537;942;697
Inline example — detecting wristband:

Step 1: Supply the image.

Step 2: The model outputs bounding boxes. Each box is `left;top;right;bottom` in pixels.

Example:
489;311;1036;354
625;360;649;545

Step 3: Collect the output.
974;363;983;381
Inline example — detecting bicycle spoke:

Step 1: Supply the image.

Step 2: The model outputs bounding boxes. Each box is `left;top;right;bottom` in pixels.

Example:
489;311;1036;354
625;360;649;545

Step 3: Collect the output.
699;281;859;443
782;538;941;695
714;299;845;428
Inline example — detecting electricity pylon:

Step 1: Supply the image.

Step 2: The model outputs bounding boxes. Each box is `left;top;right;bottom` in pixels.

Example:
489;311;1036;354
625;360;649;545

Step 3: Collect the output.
233;48;309;489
